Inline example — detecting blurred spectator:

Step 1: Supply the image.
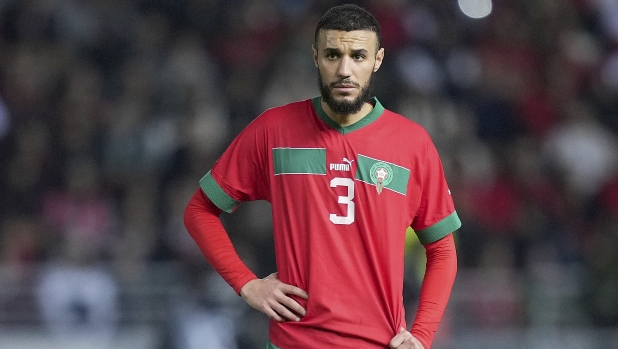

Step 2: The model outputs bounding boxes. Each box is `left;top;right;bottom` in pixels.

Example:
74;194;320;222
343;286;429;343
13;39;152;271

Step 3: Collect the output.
35;156;118;339
542;101;618;200
36;258;119;340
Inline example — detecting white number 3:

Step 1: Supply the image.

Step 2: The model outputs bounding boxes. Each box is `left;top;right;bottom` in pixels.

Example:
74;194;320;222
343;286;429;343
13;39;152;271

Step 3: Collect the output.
329;177;355;225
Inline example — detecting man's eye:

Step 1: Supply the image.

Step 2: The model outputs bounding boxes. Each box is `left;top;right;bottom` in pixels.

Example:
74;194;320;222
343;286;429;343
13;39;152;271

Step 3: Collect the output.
354;54;365;60
327;54;337;59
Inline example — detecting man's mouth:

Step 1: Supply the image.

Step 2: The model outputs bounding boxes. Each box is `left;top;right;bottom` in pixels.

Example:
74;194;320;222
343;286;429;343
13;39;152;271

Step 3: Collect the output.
331;82;358;93
332;82;358;89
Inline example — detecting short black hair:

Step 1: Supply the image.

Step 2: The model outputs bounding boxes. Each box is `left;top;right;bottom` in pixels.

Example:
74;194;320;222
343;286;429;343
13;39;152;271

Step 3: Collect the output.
314;4;381;52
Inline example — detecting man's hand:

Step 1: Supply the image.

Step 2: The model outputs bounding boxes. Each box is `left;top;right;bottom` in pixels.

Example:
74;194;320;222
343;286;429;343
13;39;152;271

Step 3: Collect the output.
240;272;308;322
389;327;425;349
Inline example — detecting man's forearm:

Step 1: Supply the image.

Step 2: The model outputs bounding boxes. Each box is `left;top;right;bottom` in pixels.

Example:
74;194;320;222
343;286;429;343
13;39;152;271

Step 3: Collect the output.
411;233;457;349
183;189;257;294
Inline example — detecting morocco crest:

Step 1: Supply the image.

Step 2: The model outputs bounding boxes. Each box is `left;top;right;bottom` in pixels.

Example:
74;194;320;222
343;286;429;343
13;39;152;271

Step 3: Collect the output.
369;162;394;194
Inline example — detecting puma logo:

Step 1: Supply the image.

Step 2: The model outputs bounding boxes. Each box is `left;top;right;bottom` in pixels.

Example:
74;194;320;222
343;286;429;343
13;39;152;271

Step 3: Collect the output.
330;157;355;172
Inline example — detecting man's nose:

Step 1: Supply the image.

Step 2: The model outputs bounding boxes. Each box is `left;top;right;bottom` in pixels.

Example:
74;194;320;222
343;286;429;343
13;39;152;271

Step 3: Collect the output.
337;56;352;78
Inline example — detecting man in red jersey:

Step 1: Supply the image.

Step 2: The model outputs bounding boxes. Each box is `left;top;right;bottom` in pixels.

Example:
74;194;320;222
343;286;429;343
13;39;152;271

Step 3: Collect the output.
184;4;460;349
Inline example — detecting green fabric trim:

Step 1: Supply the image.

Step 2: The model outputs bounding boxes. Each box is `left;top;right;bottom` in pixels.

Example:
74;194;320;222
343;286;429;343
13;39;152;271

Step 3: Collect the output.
199;171;238;213
356;154;410;195
415;211;461;245
264;341;280;349
311;96;384;134
273;147;326;175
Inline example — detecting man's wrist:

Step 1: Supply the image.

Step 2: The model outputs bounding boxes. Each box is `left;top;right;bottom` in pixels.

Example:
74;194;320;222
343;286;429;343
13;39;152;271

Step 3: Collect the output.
410;328;429;349
234;274;259;295
239;277;260;297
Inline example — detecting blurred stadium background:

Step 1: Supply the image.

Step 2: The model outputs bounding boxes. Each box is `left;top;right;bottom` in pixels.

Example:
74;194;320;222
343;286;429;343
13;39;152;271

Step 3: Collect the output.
1;0;618;348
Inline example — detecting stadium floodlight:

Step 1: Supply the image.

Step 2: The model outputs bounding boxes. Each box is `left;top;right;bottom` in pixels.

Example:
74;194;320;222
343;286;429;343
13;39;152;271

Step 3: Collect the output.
458;0;492;19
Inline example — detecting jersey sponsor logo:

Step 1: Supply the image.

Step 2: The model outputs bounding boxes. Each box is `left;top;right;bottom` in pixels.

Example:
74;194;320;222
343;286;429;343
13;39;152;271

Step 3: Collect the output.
329;157;355;172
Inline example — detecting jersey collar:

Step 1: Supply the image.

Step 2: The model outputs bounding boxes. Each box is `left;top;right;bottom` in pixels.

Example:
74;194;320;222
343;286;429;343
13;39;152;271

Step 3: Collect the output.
312;96;384;134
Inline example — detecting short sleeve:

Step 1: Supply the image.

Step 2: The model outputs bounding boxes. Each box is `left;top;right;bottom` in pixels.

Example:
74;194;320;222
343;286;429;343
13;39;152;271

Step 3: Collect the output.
411;136;461;244
200;118;270;213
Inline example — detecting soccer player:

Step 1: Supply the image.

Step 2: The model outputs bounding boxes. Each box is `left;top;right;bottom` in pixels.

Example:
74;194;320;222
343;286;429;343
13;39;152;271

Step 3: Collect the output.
184;4;460;349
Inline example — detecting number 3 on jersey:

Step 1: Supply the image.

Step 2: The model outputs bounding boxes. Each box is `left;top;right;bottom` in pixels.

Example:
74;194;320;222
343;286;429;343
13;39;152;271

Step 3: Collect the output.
329;177;355;225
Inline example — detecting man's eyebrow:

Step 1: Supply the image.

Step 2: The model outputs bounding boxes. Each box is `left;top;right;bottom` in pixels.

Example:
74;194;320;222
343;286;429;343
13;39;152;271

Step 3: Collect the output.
323;48;370;55
323;47;342;54
350;48;369;55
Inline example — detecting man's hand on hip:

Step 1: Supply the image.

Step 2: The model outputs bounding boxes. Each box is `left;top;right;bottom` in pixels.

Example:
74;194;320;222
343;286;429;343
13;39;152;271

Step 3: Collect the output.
240;272;308;322
389;327;425;349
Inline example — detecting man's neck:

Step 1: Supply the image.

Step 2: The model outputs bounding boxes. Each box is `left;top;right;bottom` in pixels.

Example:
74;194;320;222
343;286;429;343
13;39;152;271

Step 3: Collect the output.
320;99;375;127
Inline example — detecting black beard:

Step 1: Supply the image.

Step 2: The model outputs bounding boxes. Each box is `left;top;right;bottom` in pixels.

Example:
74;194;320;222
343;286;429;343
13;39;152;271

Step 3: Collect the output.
317;69;375;115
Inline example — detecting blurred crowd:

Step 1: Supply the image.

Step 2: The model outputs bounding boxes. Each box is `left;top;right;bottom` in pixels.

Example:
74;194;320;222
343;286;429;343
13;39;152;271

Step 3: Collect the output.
1;0;618;348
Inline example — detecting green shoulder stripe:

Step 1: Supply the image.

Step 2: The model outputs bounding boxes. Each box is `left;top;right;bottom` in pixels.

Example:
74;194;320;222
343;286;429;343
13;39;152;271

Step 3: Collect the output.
415;211;461;245
199;171;239;213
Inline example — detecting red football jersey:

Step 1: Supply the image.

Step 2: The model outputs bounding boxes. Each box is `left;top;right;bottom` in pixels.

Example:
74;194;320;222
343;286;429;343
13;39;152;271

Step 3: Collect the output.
201;97;460;348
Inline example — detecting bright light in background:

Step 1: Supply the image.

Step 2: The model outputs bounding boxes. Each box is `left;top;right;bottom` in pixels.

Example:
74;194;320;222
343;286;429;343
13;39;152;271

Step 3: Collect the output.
458;0;492;19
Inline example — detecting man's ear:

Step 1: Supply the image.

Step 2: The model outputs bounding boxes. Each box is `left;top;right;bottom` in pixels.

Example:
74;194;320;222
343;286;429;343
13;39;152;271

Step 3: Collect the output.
312;45;318;67
374;48;385;72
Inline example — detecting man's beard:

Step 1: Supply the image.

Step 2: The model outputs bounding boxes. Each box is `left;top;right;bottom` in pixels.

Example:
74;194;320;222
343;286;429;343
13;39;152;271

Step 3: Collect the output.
317;69;375;115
